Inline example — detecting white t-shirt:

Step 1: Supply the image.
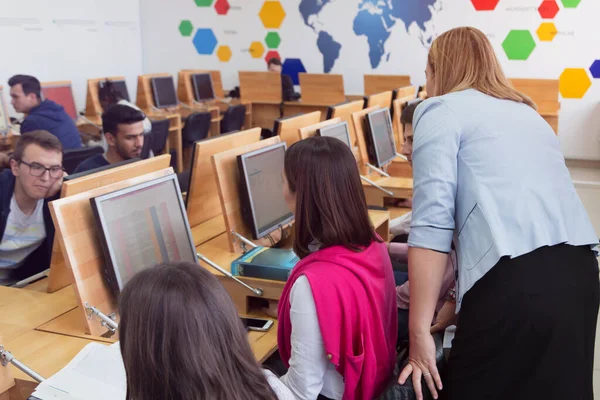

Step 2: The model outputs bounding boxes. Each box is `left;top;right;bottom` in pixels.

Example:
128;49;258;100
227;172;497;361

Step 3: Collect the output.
0;195;45;283
263;369;296;400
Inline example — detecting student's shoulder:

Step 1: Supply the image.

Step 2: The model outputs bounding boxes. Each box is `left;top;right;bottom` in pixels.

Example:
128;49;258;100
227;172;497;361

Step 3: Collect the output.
73;154;106;174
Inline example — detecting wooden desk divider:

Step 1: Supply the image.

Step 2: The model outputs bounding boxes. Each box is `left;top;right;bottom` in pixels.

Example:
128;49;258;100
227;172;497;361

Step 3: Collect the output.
136;72;174;111
274;111;321;147
178;70;225;104
366;91;393;110
298;73;345;105
0;338;15;396
364;74;411;96
394;85;417;100
187;128;262;246
84;76;127;118
212;137;281;253
391;95;417;151
351;105;381;174
509;78;559;133
239;71;282;103
47;155;171;293
328;100;364;150
49;167;174;337
298;118;341;141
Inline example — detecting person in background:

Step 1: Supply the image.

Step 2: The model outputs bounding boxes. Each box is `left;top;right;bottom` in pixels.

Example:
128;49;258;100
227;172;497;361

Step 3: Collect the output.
119;262;294;400
73;105;144;173
399;27;598;400
8;75;82;149
0;131;64;286
267;58;298;102
278;136;397;400
98;80;151;133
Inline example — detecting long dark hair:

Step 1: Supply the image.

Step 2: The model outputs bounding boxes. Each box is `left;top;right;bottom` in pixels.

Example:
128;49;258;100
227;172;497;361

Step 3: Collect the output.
284;136;381;258
118;262;277;400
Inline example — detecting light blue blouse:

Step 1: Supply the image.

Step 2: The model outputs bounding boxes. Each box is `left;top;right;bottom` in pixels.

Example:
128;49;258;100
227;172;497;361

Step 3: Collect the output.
408;89;598;311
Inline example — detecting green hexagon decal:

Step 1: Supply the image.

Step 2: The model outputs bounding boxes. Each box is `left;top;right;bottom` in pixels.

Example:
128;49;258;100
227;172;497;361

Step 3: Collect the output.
195;0;214;6
502;30;536;61
265;32;281;49
178;20;193;37
561;0;582;7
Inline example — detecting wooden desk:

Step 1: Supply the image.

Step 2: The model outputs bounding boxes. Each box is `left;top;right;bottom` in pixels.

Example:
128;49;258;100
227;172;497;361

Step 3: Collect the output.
0;286;77;329
363;177;413;207
239;71;282;131
364;74;411;96
282;101;328;120
249;102;281;130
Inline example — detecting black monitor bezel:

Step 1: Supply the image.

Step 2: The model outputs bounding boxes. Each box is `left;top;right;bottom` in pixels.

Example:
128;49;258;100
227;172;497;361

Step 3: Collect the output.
98;79;131;103
237;142;294;240
191;73;215;102
316;121;352;148
151;76;179;109
90;173;197;294
364;108;397;168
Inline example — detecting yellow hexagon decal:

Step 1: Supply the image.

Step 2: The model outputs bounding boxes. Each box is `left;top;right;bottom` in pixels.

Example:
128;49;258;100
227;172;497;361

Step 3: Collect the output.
259;1;286;29
536;22;558;42
559;68;592;99
249;41;265;59
217;45;232;62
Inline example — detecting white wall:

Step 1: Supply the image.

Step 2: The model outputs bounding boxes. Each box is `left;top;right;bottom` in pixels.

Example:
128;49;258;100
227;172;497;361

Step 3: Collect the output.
0;0;143;117
140;0;600;160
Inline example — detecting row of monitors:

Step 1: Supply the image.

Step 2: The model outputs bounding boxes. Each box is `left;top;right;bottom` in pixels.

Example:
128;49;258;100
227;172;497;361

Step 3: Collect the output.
87;107;395;296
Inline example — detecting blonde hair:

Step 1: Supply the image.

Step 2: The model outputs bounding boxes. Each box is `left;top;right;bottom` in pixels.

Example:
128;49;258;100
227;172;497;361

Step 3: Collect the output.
428;27;537;110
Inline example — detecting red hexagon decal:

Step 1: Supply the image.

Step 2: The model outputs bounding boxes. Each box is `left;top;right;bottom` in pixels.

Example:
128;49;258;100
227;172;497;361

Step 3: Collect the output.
539;0;560;19
264;50;281;64
471;0;500;11
215;0;230;15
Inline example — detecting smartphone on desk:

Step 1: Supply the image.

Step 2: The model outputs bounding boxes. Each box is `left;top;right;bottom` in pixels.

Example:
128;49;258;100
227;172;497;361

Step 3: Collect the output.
240;317;274;332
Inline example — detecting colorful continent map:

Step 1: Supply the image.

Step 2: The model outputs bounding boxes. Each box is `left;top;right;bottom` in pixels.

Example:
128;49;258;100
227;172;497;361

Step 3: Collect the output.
299;0;438;72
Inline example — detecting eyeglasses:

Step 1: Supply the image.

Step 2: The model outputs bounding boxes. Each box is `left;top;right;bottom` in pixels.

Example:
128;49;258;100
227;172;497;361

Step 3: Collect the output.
19;160;64;179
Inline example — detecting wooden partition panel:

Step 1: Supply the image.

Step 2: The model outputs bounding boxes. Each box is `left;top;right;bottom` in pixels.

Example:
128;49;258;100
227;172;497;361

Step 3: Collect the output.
177;70;225;104
367;91;393;110
49;168;174;337
212;137;281;253
364;74;411;96
84;76;126;117
274;111;321;147
47;156;172;293
239;72;282;103
298;118;341;140
298;73;345;105
509;78;559;112
329;100;364;149
351;106;381;168
395;85;416;100
187;128;262;245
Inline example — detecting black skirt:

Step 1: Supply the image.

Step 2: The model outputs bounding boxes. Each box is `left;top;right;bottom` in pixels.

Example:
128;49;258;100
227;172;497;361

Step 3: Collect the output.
441;244;599;400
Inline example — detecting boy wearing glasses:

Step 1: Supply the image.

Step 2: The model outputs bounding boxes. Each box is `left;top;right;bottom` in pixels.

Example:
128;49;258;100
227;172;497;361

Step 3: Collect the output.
0;130;64;286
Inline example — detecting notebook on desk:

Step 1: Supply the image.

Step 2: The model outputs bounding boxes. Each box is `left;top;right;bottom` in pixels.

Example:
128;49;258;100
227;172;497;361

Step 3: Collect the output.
31;342;126;400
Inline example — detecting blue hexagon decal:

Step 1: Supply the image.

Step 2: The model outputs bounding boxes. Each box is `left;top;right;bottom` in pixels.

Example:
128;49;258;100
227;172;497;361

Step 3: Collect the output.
193;28;218;55
590;60;600;79
282;58;307;85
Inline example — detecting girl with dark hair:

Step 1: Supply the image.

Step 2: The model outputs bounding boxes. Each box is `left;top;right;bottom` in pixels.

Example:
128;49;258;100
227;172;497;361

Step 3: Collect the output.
119;262;294;400
277;136;398;400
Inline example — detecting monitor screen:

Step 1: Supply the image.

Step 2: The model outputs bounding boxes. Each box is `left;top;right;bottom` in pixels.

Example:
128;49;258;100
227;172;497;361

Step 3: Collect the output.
98;80;130;103
192;73;215;102
151;76;179;108
237;142;294;240
41;84;78;121
0;89;9;135
365;108;397;168
90;174;197;293
317;122;351;148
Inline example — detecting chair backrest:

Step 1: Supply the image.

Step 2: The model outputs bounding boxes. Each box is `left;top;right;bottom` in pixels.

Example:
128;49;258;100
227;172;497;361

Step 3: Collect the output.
221;104;246;134
140;132;153;159
182;112;212;146
63;146;104;174
150;118;171;155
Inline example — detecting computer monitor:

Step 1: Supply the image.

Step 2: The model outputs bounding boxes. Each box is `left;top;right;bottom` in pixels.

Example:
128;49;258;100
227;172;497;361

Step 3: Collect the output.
191;73;215;102
41;83;78;121
317;122;351;148
90;174;197;294
237;142;294;240
0;88;9;135
151;76;179;109
64;158;140;182
98;79;130;103
364;108;397;168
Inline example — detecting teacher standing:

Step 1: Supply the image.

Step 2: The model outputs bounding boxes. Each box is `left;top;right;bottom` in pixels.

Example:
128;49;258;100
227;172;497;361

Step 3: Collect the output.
398;27;599;400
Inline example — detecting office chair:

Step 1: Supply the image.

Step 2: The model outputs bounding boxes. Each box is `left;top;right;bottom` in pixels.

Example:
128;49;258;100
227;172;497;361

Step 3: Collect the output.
62;146;104;174
149;119;171;155
220;104;246;134
182;112;212;147
140;132;153;160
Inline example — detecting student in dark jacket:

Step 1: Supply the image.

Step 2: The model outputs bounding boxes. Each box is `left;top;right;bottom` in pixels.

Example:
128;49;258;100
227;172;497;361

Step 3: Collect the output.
267;58;297;102
0;131;65;286
8;75;82;149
